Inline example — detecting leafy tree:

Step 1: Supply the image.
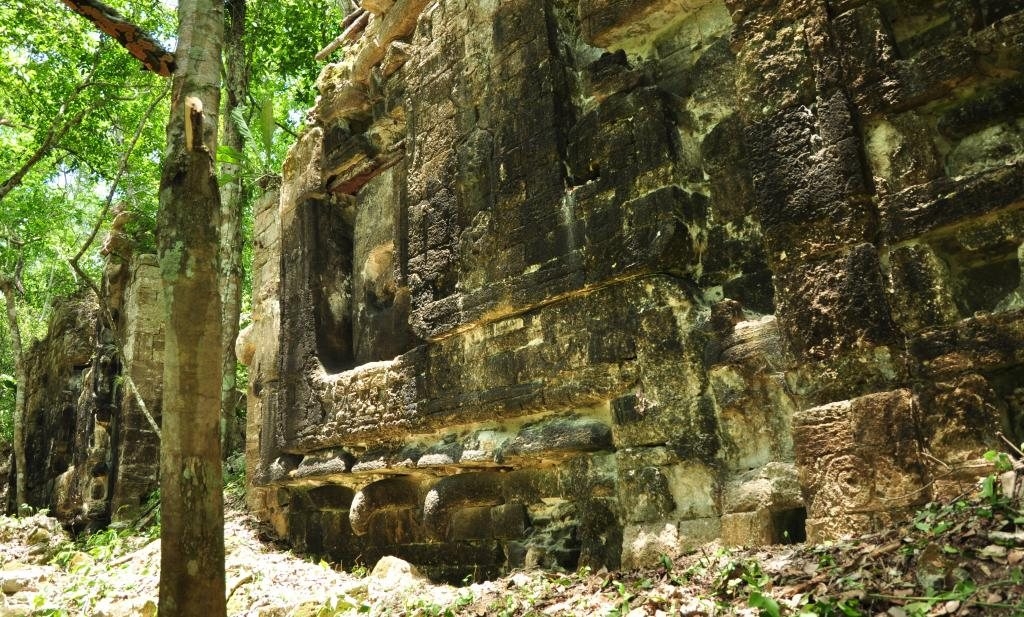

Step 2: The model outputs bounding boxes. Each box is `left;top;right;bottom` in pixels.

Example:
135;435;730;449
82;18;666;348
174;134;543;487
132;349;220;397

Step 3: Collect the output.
0;0;173;507
1;0;348;609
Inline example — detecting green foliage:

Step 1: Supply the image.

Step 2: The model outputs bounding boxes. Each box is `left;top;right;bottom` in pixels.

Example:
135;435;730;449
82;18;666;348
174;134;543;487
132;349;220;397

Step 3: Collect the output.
247;0;344;120
52;526;130;568
259;97;277;161
0;0;173;390
315;595;371;616
0;365;14;443
224;452;247;500
748;589;781;617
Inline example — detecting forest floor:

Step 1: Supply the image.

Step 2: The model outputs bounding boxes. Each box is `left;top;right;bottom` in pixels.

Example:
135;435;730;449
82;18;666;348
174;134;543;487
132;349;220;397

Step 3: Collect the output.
0;466;1022;616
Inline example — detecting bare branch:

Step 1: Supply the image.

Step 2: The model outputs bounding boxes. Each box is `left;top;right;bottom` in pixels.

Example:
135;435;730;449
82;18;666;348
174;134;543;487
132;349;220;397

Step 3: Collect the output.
59;0;176;77
124;375;162;439
315;8;368;61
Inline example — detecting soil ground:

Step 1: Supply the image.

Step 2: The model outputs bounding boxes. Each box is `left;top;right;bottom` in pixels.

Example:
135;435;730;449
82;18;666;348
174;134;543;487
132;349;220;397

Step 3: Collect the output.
0;469;1021;616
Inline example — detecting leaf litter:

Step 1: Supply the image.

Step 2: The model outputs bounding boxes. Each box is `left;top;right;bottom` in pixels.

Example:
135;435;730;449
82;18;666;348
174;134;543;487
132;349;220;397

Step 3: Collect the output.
0;467;1021;615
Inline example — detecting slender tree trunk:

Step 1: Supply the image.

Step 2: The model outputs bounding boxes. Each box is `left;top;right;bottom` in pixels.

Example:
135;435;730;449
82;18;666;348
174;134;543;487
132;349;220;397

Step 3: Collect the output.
0;282;26;510
156;0;225;614
219;0;248;458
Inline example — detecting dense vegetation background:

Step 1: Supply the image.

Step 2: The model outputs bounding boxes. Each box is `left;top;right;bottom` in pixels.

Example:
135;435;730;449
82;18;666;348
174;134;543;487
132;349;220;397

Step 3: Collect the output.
0;0;344;443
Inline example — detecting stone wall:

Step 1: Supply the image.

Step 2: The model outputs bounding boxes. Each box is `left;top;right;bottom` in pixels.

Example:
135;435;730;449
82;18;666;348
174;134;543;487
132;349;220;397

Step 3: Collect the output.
12;254;164;531
245;0;1024;580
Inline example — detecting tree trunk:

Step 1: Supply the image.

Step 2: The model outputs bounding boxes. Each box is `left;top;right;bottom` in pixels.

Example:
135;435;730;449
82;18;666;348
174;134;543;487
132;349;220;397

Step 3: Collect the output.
156;0;226;614
0;281;26;510
219;0;248;458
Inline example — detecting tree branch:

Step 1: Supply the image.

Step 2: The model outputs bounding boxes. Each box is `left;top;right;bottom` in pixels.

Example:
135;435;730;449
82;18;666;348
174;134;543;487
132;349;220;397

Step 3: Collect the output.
59;0;176;77
0;107;89;204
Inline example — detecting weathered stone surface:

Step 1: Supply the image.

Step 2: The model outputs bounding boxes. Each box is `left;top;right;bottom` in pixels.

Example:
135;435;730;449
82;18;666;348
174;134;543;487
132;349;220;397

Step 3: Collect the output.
794;390;931;541
774;244;898;360
11;250;163;530
231;0;1024;579
579;0;716;50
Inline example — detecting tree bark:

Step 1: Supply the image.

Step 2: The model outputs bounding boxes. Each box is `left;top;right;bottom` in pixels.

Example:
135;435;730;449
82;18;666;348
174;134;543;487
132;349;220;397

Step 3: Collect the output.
156;0;225;614
0;278;26;510
219;0;248;458
59;0;176;76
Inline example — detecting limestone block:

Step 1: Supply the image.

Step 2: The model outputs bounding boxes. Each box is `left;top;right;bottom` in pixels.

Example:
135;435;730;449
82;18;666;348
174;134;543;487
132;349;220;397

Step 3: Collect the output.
421;473;506;540
676;518;721;552
362;0;394;14
350;0;431;85
567;89;684;204
318;84;370;126
235;323;255;366
794;390;928;540
911;309;1024;379
448;506;494;541
743;95;873;259
280;128;324;217
885;243;960;333
621;521;680;569
619;466;675;523
920;373;1005;465
948;123;1024;178
830;5;900;114
774;244;897;361
352;167;416;364
701;114;755;222
722;463;802;514
863;113;943;195
582;51;643;103
503;417;613;462
655;7;736;127
491;503;529;540
579;0;716;50
664;463;717;520
733;12;819;122
620;517;720;568
937;78;1024;142
380;40;411;78
805;513;872;543
720;511;773;547
880;163;1024;242
367;556;428;597
715;316;790;369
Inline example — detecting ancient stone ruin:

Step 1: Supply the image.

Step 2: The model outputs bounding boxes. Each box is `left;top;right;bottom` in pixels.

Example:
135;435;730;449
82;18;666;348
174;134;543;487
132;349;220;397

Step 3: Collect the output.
10;0;1024;583
11;246;164;532
240;0;1024;580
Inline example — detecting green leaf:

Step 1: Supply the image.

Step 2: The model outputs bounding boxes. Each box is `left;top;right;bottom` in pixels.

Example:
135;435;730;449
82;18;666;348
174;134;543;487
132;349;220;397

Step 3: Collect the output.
748;590;781;617
230;106;254;145
982;475;997;500
217;144;244;165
